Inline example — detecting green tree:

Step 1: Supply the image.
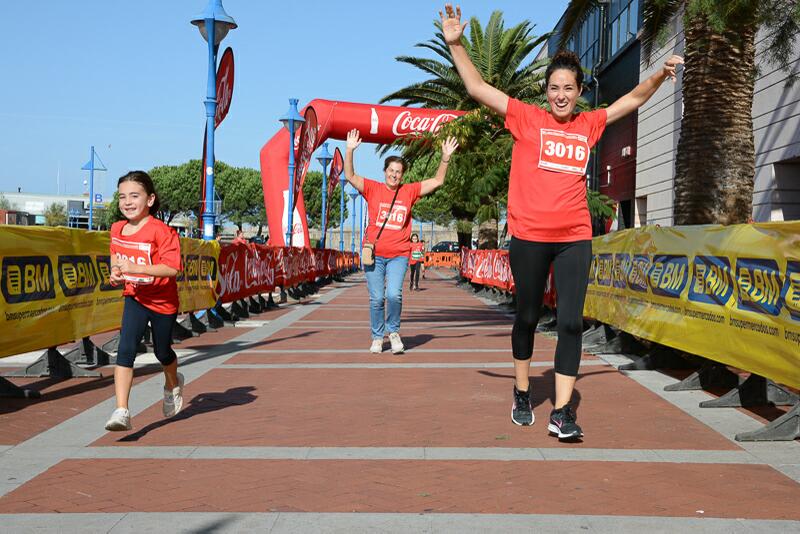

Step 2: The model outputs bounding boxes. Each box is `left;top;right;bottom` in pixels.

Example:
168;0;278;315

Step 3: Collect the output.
101;191;124;228
44;203;67;226
558;0;800;224
381;11;550;247
0;194;11;210
215;164;265;231
301;170;348;230
149;160;203;223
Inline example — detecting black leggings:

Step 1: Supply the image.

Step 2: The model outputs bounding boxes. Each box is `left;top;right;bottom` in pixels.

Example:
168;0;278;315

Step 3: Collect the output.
116;296;178;368
409;263;421;287
509;237;592;377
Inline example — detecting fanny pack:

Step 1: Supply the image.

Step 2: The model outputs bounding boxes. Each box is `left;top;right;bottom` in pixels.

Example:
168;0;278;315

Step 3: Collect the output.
362;186;400;266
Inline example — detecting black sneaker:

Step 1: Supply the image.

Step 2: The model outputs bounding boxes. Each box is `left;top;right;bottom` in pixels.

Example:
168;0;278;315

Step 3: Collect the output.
548;405;583;440
511;384;534;426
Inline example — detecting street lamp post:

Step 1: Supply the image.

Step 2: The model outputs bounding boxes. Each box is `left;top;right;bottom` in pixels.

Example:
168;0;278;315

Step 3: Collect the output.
280;99;305;246
348;190;358;254
191;0;237;241
339;175;346;252
316;142;333;248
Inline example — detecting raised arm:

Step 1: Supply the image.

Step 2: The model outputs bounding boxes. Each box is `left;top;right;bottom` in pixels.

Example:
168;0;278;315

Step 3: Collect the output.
420;137;459;197
344;129;366;194
441;4;509;117
606;55;683;125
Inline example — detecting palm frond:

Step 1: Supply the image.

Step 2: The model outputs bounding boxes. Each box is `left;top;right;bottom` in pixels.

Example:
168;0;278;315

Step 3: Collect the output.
641;0;684;64
556;0;602;50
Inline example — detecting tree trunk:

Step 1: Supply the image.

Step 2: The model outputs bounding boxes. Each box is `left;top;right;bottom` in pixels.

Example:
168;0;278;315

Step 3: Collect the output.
477;219;498;249
673;13;756;225
455;219;473;249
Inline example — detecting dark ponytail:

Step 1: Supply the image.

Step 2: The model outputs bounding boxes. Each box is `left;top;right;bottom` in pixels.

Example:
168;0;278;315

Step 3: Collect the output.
117;170;160;214
546;49;584;88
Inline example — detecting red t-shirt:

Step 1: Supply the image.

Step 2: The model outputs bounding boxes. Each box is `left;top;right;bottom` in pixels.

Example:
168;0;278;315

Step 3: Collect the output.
409;242;425;264
110;217;182;315
362;179;422;258
505;98;607;242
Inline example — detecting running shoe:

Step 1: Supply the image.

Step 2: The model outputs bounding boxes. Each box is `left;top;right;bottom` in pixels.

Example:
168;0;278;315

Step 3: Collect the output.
104;407;132;431
548;405;583;440
369;339;384;354
511;384;534;426
163;372;185;418
388;332;405;354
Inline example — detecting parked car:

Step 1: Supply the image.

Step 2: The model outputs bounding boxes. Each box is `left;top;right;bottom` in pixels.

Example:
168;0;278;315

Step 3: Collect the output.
431;241;459;253
248;235;267;245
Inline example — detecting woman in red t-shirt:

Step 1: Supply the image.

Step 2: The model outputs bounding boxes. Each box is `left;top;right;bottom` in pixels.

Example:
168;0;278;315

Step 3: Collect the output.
104;171;184;432
345;129;458;355
442;4;683;440
408;233;425;291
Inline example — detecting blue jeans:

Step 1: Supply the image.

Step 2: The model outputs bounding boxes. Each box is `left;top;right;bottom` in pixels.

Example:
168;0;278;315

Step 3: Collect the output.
364;255;409;339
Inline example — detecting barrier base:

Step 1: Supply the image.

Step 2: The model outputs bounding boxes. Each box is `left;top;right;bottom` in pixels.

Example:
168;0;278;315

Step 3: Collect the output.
4;347;101;379
231;300;249;319
248;296;263;314
699;374;799;408
279;289;288;304
266;293;279;310
0;377;41;398
69;337;114;367
257;294;269;311
588;332;646;355
214;302;238;324
618;345;694;371
101;334;146;356
171;318;195;343
188;313;208;334
735;402;800;441
203;308;225;329
664;362;741;392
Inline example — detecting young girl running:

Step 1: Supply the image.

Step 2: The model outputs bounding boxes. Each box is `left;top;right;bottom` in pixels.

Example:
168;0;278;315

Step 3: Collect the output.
408;233;424;291
105;171;184;431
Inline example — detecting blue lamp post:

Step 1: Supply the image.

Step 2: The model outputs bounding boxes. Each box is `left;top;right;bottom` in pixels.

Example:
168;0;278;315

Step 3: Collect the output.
339;175;346;252
348;190;358;254
280;99;305;246
315;142;333;248
81;146;106;230
191;0;237;241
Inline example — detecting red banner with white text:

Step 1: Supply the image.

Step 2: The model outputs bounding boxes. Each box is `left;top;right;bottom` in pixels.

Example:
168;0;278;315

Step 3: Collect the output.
460;249;556;307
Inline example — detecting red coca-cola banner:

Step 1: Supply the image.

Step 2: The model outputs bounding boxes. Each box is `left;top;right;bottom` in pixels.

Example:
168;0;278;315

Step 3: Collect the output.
460;249;556;308
325;147;343;232
216;244;358;303
260;100;465;247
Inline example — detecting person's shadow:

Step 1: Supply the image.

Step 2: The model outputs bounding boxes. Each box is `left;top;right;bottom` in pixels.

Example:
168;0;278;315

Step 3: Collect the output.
476;367;584;411
118;386;257;442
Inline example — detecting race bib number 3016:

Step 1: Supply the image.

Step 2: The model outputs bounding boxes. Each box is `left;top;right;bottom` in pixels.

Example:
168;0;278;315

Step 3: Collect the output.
538;129;590;174
377;202;409;231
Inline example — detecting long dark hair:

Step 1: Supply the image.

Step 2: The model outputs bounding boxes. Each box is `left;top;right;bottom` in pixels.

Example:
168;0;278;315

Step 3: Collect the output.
117;170;160;214
545;49;584;88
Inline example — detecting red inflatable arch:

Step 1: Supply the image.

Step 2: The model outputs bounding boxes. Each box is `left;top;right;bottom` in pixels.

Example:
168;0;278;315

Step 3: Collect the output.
259;99;464;247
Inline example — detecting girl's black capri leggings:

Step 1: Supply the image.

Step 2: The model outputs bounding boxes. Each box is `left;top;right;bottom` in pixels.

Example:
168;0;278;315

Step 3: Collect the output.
116;296;178;368
508;236;592;377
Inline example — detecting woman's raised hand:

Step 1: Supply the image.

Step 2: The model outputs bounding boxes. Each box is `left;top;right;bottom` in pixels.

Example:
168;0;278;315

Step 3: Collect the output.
346;129;362;151
440;4;467;45
663;55;684;83
441;136;459;159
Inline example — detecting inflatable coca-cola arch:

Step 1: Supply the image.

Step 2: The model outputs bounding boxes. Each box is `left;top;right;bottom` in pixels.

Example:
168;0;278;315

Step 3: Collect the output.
259;100;464;247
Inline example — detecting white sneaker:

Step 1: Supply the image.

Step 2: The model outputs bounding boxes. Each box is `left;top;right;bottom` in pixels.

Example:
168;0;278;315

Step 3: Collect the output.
369;339;383;354
388;332;405;354
163;372;185;418
104;408;132;431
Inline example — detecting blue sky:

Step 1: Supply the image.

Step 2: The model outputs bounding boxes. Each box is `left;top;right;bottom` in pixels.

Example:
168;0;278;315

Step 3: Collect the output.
0;0;567;207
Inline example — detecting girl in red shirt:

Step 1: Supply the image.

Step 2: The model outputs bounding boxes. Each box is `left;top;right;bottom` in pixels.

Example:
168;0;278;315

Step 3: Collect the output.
345;129;458;354
442;4;683;440
105;171;184;431
409;233;425;291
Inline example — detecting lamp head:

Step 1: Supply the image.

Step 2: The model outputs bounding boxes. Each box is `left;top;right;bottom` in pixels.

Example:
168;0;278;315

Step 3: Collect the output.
191;0;237;46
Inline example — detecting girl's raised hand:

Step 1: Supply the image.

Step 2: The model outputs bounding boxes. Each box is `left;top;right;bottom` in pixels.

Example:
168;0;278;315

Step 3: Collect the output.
346;129;362;151
441;136;459;158
440;4;467;45
663;55;684;83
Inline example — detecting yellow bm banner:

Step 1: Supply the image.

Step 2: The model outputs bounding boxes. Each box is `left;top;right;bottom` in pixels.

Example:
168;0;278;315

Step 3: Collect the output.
584;222;800;390
0;226;218;359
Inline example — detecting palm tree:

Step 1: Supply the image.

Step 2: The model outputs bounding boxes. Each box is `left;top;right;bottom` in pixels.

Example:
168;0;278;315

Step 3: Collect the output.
382;11;550;246
558;0;800;225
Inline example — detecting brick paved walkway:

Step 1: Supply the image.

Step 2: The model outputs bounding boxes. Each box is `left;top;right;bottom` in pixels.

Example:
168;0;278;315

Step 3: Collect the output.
1;270;798;532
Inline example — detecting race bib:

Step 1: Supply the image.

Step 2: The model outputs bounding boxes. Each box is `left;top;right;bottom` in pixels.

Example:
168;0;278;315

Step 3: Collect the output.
538;129;590;174
377;202;408;231
112;237;154;284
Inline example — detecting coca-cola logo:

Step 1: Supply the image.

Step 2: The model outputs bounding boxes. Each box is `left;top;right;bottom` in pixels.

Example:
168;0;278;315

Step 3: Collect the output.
391;111;459;137
214;48;234;128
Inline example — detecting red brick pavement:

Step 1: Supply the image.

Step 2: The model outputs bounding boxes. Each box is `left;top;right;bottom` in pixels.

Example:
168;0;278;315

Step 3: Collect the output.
1;458;798;518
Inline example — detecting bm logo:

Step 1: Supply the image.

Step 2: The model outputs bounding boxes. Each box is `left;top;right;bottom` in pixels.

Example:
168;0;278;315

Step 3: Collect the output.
736;258;782;316
2;256;56;303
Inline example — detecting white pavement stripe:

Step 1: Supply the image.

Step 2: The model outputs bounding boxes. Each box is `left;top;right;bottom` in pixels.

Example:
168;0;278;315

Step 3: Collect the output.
216;361;609;369
282;325;512;330
71;445;760;464
0;285;350;499
2;512;797;533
